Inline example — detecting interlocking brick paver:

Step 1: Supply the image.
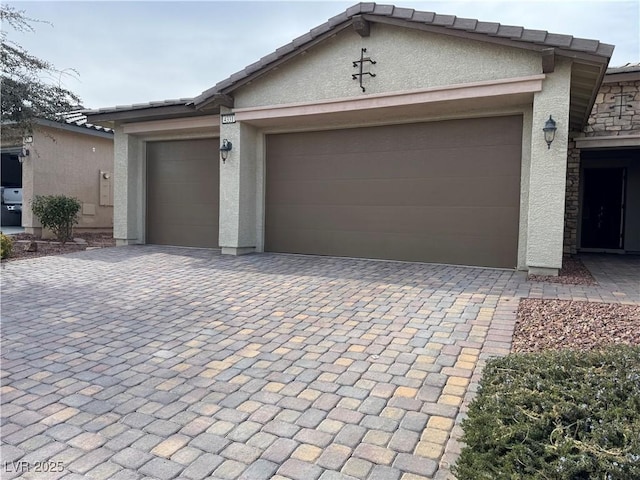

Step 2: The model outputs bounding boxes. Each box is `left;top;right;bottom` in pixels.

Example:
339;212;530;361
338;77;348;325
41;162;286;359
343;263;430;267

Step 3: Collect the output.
238;459;279;480
2;248;637;480
139;457;184;480
66;447;115;474
317;443;352;470
189;432;230;454
111;447;153;469
278;458;323;480
171;445;203;465
341;457;373;478
369;465;403;480
182;452;224;479
394;452;439;477
213;459;247;480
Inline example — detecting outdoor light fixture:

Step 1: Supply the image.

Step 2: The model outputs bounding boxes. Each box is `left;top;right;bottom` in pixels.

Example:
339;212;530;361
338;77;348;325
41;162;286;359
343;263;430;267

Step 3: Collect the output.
220;139;232;163
543;115;557;149
17;147;29;163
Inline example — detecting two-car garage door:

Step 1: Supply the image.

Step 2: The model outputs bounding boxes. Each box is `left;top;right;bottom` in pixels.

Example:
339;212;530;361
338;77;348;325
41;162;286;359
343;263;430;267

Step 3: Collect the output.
265;116;522;268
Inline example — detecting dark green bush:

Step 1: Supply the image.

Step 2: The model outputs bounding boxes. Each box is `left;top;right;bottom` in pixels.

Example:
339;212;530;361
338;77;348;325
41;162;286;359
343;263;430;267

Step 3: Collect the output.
31;194;81;244
454;346;640;480
1;232;13;259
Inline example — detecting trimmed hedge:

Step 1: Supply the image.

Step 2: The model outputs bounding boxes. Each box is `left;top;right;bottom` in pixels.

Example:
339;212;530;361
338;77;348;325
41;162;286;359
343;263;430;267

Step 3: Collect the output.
1;232;13;259
454;346;640;479
31;194;81;244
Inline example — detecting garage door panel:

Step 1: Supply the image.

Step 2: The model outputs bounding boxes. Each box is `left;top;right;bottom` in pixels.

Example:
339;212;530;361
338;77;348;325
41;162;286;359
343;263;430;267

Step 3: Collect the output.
147;158;217;180
267;117;522;157
267;205;518;236
268;145;520;182
266;116;522;268
147;139;219;248
267;227;516;267
148;184;218;206
150;226;218;249
267;176;520;208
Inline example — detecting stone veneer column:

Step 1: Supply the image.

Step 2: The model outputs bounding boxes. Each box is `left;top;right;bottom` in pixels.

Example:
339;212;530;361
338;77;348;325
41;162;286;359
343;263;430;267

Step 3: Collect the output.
526;59;572;275
218;108;258;255
563;141;580;255
113;126;145;245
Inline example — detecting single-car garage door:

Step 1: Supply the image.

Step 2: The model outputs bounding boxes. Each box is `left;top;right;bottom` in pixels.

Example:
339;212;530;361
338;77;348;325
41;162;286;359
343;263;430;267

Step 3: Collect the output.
147;139;219;248
265;116;522;268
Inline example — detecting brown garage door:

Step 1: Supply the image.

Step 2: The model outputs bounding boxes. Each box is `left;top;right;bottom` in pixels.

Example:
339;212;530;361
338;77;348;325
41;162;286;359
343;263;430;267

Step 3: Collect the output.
265;116;522;268
147;139;219;248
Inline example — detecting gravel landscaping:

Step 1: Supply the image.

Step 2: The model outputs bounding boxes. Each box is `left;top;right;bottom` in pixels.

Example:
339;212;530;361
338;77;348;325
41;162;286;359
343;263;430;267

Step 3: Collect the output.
513;298;640;353
527;256;596;285
1;232;115;262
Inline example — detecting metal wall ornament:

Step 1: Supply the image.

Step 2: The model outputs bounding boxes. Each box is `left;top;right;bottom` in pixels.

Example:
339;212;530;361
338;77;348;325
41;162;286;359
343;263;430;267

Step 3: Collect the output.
609;93;633;119
352;48;376;93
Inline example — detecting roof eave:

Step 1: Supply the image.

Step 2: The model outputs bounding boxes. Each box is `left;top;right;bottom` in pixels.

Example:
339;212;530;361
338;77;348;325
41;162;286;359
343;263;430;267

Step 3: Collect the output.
84;104;212;125
210;21;355;99
190;93;234;111
34;118;114;139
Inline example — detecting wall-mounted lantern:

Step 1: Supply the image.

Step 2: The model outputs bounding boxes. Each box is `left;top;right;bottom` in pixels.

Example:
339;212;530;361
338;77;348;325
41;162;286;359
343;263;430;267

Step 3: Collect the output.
17;147;29;163
220;139;232;163
543;115;557;149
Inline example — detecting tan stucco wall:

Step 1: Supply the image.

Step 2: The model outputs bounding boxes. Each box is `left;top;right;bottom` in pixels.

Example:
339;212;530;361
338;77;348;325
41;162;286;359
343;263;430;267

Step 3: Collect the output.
234;23;541;108
526;58;572;273
113;127;145;244
219;113;258;253
21;125;114;233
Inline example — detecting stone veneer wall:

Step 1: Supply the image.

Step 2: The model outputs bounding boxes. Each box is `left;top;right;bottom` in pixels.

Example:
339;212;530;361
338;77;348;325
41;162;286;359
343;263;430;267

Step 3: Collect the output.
563;77;640;254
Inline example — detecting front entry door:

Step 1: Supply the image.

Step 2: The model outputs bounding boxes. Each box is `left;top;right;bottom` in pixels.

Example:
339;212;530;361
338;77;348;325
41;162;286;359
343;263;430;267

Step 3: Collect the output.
581;168;626;249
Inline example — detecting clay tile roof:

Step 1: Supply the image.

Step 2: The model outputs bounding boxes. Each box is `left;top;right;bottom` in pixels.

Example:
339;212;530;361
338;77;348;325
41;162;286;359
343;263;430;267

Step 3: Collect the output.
373;4;394;15
474;21;500;35
59;111;114;134
544;32;574;48
432;14;456;27
520;29;548;43
87;2;615;116
393;7;415;20
451;17;477;31
606;62;640;75
411;11;435;23
496;25;524;39
87;98;192;115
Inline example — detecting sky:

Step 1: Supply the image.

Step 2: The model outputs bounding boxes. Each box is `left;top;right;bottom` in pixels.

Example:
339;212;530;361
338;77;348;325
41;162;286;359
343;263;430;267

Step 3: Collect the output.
4;0;639;110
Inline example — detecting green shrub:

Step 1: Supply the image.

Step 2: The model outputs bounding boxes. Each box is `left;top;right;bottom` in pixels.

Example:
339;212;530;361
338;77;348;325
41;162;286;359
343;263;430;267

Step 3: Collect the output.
31;195;81;244
454;346;640;480
1;232;13;259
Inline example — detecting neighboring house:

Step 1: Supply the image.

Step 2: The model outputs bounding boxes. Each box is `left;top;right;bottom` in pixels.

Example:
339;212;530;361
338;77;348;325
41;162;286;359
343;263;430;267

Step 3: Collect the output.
1;113;115;235
564;63;640;255
86;2;622;275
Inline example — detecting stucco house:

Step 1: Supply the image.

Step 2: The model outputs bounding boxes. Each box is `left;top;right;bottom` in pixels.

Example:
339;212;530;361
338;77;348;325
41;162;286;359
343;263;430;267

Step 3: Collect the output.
86;2;636;275
1;113;114;234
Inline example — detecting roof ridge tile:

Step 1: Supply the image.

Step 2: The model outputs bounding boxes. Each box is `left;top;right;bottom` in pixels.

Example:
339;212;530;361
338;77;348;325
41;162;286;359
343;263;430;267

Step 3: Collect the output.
392;7;415;20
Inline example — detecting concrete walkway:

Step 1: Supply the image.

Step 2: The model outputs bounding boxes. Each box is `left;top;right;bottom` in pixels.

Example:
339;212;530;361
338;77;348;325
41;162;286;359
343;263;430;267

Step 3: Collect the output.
0;226;24;235
1;247;638;480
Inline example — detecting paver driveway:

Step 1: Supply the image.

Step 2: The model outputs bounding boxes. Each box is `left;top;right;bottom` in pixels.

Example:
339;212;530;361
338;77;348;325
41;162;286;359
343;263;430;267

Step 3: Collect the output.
1;247;638;480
